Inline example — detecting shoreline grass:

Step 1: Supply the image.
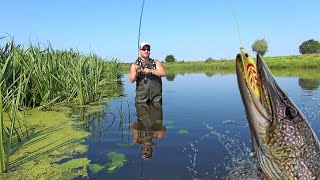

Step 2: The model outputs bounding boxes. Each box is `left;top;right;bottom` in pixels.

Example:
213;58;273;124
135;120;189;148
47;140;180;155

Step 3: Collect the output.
123;54;320;91
122;53;320;78
0;37;124;173
165;53;320;72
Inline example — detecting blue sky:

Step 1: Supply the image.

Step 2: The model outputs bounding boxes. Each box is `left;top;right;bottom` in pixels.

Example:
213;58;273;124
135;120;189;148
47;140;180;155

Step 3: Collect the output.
2;0;320;63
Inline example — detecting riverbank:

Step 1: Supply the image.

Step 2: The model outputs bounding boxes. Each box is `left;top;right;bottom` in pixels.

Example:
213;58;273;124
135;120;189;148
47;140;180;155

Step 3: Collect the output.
163;53;320;72
122;53;320;75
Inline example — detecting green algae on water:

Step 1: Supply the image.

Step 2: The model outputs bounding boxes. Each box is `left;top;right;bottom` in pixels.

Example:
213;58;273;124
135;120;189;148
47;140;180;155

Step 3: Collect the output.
56;158;91;169
3;109;90;179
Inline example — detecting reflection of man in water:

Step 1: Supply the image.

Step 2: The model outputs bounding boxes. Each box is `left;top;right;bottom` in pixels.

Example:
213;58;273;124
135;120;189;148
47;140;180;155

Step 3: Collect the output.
132;102;167;159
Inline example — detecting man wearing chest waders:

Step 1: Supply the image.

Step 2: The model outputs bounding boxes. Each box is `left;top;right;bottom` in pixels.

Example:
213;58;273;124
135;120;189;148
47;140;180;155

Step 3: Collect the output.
130;42;166;103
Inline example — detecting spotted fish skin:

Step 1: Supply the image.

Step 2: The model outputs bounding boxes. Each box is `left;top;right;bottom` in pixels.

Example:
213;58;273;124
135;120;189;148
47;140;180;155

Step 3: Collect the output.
230;50;320;179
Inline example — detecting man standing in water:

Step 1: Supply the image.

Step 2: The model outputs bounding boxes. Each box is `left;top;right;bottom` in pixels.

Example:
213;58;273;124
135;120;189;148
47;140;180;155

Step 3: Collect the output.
130;42;166;103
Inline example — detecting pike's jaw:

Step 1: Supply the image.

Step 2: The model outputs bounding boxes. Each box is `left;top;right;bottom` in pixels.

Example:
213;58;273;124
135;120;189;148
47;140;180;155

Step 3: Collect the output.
236;54;271;141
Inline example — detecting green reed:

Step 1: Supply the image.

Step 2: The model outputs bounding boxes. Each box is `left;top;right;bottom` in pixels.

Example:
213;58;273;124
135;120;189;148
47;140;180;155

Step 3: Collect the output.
0;37;123;172
0;81;5;172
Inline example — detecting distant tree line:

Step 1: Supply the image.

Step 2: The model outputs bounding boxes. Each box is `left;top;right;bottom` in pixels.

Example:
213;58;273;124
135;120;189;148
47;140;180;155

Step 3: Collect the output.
251;38;320;56
163;38;320;62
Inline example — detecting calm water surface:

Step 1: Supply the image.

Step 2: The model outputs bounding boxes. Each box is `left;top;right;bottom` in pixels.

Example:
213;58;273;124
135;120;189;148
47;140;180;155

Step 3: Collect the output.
85;73;320;179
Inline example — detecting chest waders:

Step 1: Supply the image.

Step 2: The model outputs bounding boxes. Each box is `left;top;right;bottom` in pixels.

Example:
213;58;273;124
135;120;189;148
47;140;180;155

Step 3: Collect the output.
135;58;162;103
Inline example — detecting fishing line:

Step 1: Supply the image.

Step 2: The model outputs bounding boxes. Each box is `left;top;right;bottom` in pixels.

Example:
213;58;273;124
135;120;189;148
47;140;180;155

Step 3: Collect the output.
137;0;146;58
224;0;243;48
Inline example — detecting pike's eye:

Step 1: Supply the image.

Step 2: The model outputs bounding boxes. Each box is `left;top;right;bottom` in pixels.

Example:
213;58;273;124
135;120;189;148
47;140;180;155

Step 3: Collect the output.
245;53;249;58
236;54;241;59
286;105;297;119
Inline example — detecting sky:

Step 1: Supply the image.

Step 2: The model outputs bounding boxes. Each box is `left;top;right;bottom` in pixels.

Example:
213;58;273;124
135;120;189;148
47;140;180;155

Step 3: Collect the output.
2;0;320;63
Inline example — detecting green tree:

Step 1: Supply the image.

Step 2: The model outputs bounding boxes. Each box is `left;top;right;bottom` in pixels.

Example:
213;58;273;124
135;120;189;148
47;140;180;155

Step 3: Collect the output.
205;57;215;63
165;55;176;63
299;39;320;54
252;38;268;56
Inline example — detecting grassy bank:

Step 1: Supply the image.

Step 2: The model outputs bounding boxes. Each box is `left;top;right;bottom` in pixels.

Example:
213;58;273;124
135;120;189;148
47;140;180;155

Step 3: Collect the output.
123;53;320;76
165;53;320;72
0;37;124;176
263;54;320;69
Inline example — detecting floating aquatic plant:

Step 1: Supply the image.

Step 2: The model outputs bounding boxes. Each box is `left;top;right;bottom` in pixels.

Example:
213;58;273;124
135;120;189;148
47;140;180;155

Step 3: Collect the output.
88;163;104;174
106;152;126;172
164;120;174;125
178;129;189;134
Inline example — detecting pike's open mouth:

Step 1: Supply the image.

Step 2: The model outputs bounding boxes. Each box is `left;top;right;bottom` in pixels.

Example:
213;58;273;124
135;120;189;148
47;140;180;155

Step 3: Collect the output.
236;50;300;124
236;50;271;121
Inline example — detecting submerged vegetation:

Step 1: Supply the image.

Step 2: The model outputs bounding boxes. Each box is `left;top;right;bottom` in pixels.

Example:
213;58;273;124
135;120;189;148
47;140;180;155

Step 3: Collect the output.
0;36;123;175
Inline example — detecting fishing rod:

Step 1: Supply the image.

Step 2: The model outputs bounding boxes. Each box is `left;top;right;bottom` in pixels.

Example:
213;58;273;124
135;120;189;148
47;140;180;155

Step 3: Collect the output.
137;0;146;59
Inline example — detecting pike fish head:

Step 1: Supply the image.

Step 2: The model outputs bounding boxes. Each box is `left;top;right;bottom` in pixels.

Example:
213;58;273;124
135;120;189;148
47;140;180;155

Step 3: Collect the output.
236;49;320;179
236;49;270;144
256;54;319;144
237;50;319;147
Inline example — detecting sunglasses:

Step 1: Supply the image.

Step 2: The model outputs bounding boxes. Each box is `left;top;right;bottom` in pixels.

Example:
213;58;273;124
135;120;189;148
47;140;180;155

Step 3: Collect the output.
140;48;150;52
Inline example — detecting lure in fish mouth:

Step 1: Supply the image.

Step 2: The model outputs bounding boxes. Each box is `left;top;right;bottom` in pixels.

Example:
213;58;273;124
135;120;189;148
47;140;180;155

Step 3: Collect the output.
228;48;320;179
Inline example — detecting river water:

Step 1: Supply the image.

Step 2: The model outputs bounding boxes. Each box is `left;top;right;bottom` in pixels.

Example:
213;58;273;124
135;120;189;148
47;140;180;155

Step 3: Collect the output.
84;73;320;179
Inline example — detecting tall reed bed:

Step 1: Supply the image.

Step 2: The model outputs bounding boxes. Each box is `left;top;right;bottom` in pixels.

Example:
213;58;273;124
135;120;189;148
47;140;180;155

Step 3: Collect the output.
0;37;123;172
